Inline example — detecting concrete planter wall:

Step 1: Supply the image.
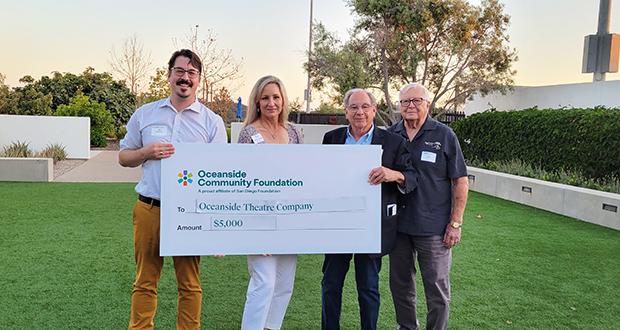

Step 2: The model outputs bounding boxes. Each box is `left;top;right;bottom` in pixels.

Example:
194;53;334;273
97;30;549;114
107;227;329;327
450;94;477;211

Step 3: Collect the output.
0;158;53;182
467;167;620;230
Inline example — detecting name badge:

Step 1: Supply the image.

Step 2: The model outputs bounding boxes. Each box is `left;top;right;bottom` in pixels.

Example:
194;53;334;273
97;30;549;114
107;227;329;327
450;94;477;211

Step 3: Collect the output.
251;133;265;144
421;151;437;163
151;126;168;137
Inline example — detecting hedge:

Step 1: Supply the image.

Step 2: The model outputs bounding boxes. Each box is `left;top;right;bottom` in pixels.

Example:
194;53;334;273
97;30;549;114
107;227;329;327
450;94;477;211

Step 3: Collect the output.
450;107;620;180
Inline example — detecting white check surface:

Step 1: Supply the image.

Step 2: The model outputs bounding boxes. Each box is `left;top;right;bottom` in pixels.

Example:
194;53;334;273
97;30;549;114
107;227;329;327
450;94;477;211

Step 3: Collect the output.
160;143;381;255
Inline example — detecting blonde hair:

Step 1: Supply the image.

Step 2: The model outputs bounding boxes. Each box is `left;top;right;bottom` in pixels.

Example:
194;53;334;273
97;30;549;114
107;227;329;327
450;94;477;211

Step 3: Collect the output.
243;75;290;127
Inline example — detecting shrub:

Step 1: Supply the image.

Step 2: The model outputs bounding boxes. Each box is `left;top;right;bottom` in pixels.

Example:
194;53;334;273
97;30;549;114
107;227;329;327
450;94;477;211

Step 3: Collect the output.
2;141;33;158
56;94;114;147
452;107;620;180
469;158;620;194
116;125;127;140
37;143;67;163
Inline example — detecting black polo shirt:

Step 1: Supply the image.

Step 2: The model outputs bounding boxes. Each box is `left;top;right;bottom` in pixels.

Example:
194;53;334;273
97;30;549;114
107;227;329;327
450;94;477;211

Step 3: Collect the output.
388;117;467;236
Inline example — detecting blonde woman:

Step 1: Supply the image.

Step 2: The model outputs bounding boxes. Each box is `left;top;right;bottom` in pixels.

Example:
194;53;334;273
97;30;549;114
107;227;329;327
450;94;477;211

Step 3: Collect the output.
238;75;302;330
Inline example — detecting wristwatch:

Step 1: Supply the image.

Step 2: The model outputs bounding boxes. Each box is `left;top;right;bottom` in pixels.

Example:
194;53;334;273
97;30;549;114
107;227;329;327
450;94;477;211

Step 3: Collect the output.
449;221;462;229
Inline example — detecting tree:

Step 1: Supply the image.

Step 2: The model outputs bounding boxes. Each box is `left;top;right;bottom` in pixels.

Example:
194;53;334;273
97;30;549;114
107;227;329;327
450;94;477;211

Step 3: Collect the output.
0;74;54;116
206;87;236;124
357;0;516;113
174;25;244;102
14;85;53;116
305;23;377;106
307;0;517;123
0;69;134;135
56;93;114;147
138;66;171;105
109;34;152;95
315;103;345;114
305;23;391;124
27;68;136;135
0;73;19;114
289;98;303;113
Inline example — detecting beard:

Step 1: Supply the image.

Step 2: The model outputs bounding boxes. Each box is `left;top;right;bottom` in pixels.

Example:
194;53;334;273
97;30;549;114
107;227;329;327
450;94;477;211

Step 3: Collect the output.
174;79;194;99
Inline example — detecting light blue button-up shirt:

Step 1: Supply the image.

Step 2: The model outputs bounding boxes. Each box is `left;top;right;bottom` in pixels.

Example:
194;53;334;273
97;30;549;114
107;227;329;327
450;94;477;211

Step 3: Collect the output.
345;125;375;145
120;97;227;199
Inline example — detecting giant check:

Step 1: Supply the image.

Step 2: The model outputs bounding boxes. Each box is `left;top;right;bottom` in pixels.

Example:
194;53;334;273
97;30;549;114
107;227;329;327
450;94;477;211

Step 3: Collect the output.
160;143;381;256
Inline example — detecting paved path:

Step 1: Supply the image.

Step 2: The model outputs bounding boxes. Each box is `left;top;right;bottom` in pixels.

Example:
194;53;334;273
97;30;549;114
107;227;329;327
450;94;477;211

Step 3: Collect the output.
55;150;141;182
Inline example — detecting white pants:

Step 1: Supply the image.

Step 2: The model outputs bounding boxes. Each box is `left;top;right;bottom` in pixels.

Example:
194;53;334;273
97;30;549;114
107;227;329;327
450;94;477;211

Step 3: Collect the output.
241;254;297;330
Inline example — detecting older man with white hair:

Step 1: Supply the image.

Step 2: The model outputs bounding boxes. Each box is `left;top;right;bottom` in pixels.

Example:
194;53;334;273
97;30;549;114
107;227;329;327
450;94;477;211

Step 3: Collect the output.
387;82;469;330
321;87;416;330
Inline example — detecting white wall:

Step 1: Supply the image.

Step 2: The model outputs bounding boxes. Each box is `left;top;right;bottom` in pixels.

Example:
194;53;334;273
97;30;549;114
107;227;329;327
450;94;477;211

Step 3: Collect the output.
467;167;620;231
463;80;620;115
231;122;346;144
0;115;90;159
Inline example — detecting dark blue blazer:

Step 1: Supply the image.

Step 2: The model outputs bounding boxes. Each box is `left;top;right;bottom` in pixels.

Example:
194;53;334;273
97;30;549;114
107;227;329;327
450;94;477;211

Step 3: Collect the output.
322;126;416;255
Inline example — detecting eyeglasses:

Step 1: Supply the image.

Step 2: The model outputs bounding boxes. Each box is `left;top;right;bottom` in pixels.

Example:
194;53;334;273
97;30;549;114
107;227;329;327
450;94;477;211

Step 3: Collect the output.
399;97;427;107
171;67;200;79
347;103;374;112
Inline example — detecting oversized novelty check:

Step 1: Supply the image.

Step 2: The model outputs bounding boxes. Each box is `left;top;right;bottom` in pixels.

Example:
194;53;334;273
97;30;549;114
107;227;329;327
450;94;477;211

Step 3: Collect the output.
160;143;381;256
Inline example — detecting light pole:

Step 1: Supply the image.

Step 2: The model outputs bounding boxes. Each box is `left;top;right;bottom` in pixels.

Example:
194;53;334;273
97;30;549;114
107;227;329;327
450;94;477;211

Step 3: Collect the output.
582;0;619;82
305;0;314;113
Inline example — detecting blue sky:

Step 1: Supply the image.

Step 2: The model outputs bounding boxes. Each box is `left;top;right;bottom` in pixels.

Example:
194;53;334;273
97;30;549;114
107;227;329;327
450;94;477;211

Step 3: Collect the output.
1;0;619;106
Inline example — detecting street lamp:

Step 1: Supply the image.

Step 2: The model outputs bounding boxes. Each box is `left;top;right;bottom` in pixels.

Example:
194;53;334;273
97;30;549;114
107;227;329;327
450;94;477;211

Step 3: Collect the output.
305;0;313;112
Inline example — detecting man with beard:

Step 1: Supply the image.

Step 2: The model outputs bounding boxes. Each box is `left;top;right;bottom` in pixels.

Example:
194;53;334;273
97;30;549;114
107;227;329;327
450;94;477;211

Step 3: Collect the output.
119;49;227;330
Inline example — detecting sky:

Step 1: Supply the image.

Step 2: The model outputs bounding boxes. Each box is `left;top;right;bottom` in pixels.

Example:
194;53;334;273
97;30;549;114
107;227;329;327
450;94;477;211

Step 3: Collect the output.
1;0;619;108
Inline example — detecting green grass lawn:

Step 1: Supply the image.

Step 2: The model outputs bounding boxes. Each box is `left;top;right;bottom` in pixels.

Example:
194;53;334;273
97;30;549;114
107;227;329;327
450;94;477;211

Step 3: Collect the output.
1;182;619;329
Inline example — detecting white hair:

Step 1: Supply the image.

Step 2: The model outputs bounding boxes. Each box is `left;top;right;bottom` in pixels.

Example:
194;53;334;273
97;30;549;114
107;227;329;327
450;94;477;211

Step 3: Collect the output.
399;83;432;101
343;88;377;108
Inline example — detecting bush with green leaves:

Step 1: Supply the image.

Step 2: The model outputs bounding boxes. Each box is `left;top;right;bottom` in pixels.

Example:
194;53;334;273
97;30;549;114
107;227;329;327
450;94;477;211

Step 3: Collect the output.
116;125;127;140
469;158;620;194
1;69;135;137
451;107;620;180
56;94;114;147
2;141;33;158
36;143;67;163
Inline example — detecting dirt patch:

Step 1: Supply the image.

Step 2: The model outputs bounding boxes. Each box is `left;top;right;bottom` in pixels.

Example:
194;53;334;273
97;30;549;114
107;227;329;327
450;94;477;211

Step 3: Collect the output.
92;139;120;151
54;159;87;179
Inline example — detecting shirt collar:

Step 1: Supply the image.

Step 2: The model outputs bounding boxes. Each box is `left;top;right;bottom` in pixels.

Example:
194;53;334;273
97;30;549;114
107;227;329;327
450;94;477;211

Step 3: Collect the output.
393;115;438;134
346;124;375;144
160;97;201;113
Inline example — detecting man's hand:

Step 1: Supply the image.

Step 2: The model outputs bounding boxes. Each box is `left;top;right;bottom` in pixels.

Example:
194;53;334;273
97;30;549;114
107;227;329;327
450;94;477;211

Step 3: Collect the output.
443;224;461;249
143;143;175;160
119;143;176;167
368;166;404;185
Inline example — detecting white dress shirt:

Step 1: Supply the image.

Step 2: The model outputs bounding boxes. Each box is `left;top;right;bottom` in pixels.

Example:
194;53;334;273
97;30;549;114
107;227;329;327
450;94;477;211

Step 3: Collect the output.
120;97;227;199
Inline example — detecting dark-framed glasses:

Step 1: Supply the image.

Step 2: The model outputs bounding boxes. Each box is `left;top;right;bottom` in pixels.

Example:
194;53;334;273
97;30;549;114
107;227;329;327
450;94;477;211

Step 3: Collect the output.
347;103;373;112
171;67;200;79
399;97;427;107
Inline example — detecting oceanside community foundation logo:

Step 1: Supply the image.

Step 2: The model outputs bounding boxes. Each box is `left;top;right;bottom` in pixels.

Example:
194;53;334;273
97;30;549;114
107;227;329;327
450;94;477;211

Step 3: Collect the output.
177;170;194;186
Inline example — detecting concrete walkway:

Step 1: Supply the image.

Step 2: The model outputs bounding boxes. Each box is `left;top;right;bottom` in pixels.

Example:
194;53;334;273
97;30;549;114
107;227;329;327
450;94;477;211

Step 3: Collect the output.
55;150;141;182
